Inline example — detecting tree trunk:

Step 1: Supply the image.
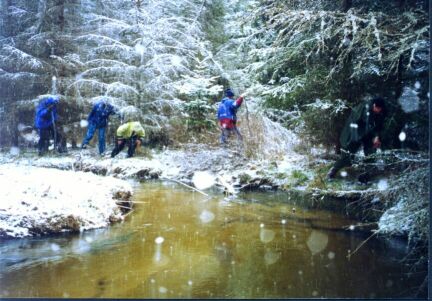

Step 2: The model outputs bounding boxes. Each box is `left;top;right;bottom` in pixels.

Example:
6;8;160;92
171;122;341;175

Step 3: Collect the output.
341;0;352;12
398;0;407;9
1;0;13;37
57;0;65;32
395;54;404;100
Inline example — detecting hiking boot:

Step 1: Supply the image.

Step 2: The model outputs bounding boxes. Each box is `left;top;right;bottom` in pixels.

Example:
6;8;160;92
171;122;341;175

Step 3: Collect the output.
58;147;67;154
81;144;87;149
357;172;369;184
326;167;337;180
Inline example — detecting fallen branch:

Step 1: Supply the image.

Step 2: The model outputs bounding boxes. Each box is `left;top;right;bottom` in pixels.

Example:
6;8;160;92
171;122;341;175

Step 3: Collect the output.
122;209;134;219
161;177;209;197
116;201;148;204
347;231;378;259
116;204;132;210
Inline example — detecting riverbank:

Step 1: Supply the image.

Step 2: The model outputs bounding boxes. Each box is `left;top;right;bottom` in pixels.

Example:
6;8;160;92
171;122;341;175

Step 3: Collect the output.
0;145;427;241
0;164;133;238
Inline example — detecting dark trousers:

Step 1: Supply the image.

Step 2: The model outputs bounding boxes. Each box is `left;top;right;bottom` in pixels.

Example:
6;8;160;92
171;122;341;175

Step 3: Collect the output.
111;136;141;158
220;126;243;144
38;125;66;155
332;137;375;172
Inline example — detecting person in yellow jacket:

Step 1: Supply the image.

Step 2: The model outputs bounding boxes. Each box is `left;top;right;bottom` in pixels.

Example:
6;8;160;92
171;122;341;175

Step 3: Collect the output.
111;121;145;158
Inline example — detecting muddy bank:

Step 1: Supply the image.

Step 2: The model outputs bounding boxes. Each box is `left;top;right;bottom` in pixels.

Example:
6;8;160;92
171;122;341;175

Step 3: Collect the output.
0;145;304;188
0;146;384;202
0;145;406;237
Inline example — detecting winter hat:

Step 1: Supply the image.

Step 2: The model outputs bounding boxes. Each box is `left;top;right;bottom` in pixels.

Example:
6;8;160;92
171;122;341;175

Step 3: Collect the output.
46;95;59;105
225;88;234;97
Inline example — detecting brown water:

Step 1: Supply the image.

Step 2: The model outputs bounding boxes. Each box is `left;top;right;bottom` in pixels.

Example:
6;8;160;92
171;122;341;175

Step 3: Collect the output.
0;181;425;298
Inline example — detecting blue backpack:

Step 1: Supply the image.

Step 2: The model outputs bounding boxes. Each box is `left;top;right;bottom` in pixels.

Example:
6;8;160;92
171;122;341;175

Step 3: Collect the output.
217;98;236;120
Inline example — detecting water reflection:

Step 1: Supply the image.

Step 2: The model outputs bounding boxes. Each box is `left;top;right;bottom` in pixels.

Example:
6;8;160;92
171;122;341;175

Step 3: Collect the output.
0;182;425;298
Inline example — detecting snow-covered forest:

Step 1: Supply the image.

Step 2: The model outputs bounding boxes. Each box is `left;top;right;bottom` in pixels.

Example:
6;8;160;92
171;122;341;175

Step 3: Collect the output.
0;0;429;298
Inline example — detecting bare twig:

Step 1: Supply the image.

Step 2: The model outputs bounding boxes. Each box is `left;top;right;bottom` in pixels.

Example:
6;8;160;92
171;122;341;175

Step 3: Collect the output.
347;231;378;259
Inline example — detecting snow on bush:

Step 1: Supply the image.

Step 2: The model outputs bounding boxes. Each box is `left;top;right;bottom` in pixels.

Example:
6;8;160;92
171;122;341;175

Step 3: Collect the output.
0;164;133;238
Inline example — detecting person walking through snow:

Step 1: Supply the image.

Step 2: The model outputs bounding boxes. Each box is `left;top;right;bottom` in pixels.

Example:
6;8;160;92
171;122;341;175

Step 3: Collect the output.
81;98;118;155
111;121;145;158
217;88;244;145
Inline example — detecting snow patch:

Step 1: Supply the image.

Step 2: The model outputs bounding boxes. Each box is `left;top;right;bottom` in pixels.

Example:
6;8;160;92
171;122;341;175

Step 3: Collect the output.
0;164;132;238
377;179;388;191
378;199;411;235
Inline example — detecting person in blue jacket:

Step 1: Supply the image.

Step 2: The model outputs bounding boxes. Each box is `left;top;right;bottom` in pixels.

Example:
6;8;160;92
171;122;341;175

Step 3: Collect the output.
217;88;244;145
81;99;118;155
34;95;66;156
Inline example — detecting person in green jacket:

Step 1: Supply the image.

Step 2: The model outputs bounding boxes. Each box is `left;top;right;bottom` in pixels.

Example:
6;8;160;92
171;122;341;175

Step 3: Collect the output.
327;97;387;180
111;121;145;158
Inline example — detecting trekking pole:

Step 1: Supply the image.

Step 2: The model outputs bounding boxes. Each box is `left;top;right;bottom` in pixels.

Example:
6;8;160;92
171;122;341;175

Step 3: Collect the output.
241;92;252;137
51;110;57;151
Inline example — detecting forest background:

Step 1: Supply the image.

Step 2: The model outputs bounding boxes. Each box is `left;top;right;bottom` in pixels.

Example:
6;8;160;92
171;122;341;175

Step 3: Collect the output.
0;0;429;286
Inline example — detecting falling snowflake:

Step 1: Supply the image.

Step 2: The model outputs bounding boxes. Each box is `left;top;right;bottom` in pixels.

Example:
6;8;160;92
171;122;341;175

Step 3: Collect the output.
377;179;388;191
260;226;275;243
306;230;329;255
80;120;89;128
17;123;27;132
199;210;215;223
50;243;60;252
192;171;215;190
9;147;20;156
398;87;419;113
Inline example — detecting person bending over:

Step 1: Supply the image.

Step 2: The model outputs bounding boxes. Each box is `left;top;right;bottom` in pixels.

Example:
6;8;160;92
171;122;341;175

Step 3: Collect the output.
327;97;387;181
111;121;145;158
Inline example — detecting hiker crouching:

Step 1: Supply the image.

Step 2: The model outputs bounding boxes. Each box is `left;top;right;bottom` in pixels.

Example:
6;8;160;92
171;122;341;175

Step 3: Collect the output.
111;121;145;158
327;97;387;181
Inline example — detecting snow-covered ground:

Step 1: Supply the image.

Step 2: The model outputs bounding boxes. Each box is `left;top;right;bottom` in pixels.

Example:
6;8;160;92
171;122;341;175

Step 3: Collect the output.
0;144;308;238
0;164;133;238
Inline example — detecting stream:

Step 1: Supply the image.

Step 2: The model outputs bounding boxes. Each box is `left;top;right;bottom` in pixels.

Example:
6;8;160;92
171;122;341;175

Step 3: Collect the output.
0;181;424;298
